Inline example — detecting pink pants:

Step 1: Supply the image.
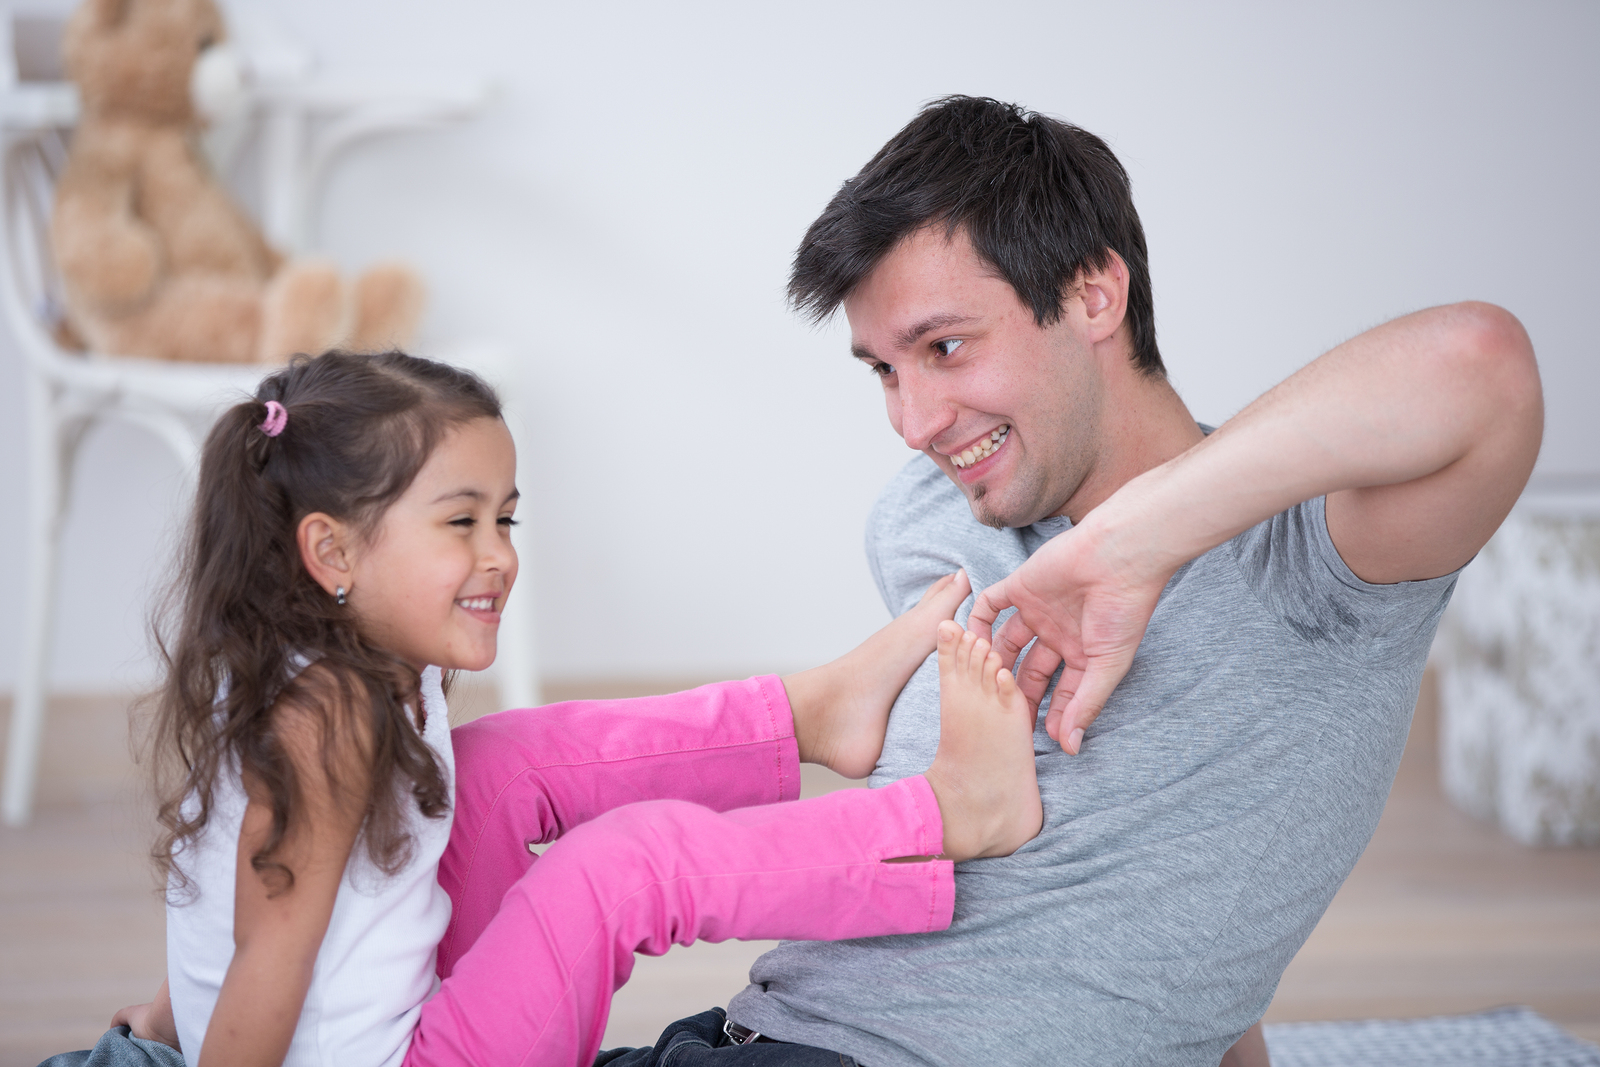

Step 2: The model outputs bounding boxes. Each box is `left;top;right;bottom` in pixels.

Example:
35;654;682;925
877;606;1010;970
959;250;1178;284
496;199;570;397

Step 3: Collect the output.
403;676;954;1067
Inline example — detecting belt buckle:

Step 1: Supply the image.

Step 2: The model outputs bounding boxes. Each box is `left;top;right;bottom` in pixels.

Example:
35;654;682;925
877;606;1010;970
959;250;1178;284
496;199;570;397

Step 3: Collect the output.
723;1018;763;1046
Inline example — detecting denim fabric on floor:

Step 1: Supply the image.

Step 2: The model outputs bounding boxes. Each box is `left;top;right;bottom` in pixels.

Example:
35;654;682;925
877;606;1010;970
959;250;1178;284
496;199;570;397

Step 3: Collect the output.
36;1026;186;1067
595;1008;861;1067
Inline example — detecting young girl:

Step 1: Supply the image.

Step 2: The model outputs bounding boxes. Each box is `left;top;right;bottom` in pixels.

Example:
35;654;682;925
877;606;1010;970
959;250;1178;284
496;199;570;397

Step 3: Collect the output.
108;351;1043;1067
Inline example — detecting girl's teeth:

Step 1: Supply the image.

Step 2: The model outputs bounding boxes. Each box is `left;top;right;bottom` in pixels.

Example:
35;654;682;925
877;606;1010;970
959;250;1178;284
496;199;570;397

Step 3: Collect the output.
951;426;1009;469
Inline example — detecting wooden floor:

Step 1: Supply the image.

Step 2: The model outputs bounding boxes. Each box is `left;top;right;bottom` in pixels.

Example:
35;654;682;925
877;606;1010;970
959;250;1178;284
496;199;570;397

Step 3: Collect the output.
1;673;1596;1065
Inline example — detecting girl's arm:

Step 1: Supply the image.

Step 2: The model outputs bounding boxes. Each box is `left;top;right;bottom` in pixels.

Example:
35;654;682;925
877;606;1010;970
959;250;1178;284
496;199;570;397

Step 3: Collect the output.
199;680;371;1067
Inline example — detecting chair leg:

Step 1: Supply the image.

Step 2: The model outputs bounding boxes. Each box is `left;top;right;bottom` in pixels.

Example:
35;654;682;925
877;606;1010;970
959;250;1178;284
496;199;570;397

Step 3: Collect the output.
496;515;543;711
495;390;541;711
2;378;70;826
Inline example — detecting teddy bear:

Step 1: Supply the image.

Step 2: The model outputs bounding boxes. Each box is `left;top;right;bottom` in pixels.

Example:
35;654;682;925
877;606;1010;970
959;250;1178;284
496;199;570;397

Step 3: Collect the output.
50;0;424;364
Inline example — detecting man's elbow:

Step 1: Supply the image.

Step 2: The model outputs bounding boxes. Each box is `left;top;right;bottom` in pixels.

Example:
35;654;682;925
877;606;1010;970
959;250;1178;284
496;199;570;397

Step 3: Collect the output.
1443;301;1541;411
1435;302;1544;494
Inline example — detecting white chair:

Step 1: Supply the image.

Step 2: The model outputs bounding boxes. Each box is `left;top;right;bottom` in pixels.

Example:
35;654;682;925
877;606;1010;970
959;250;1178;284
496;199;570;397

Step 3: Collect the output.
0;20;539;826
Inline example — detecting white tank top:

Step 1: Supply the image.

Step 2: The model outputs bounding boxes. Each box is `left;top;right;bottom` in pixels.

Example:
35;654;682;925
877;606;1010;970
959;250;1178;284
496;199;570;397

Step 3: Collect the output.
166;666;455;1067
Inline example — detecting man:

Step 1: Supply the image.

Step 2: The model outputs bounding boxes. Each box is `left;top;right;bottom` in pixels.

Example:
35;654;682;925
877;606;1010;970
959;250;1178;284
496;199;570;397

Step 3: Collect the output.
606;97;1541;1066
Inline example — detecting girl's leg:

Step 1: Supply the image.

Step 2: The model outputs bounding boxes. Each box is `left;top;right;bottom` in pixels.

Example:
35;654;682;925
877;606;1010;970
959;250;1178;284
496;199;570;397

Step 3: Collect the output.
410;625;1043;1067
441;676;803;975
440;573;976;976
407;776;952;1067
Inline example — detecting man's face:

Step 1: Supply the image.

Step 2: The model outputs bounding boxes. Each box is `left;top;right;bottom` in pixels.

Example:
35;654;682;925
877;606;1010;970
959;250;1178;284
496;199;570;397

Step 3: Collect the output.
846;226;1104;528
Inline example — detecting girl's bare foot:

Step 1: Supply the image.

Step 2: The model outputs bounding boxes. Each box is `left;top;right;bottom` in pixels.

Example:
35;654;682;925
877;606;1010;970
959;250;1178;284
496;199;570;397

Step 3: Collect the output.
922;622;1043;862
785;570;971;779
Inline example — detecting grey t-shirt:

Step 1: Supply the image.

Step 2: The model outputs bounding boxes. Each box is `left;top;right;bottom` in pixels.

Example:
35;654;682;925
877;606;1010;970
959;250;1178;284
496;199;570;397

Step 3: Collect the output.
728;454;1458;1067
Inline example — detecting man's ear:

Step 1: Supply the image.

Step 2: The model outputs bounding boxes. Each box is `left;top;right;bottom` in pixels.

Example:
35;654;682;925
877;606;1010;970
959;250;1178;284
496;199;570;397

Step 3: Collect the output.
298;512;355;597
1078;249;1131;346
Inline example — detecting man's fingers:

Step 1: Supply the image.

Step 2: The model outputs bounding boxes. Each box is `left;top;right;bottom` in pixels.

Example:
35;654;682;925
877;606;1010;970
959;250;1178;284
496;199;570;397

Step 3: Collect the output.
1013;641;1063;712
1042;666;1085;742
990;611;1038;667
966;580;1012;638
1055;657;1133;754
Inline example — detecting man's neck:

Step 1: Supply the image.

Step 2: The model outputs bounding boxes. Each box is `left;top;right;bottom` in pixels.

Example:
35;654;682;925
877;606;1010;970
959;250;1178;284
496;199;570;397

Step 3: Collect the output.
1053;370;1203;525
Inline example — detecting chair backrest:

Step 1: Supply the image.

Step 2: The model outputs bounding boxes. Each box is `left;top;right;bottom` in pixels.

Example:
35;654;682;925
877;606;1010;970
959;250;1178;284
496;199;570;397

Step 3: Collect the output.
0;123;72;369
7;14;68;84
0;11;79;374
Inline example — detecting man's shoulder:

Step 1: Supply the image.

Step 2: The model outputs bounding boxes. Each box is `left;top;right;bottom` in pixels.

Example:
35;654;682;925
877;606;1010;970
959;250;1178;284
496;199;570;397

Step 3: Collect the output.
865;455;970;613
865;454;1037;615
868;453;967;533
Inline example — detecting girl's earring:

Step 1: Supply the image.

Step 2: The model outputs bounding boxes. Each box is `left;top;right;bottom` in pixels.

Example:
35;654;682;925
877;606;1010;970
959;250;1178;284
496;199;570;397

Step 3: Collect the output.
335;585;348;606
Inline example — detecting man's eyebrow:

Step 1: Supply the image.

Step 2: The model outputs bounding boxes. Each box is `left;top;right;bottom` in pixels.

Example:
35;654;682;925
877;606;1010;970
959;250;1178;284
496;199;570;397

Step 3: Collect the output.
894;313;976;350
851;313;978;363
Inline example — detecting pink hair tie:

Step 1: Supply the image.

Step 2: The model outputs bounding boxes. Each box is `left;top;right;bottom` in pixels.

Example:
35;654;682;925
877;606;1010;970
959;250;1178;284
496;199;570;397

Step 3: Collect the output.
259;401;288;438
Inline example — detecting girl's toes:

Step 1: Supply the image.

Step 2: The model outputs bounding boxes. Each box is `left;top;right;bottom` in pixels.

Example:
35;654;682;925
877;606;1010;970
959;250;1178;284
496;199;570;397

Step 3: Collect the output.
957;630;978;671
968;636;990;679
925;569;970;617
998;668;1030;714
982;649;1004;693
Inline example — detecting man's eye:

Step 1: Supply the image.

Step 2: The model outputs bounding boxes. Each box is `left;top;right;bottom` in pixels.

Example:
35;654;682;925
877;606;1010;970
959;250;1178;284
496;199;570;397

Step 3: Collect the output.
869;361;896;378
934;338;964;357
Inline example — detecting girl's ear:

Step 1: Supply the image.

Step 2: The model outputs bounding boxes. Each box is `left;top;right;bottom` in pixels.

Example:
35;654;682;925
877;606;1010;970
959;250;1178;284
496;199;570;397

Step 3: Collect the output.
298;512;355;597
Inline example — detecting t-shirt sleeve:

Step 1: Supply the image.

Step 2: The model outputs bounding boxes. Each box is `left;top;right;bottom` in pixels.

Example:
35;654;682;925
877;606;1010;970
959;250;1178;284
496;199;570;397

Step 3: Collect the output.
1228;495;1460;667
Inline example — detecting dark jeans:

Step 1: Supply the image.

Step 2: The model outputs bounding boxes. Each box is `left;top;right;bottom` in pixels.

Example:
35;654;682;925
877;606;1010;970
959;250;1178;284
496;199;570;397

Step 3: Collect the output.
36;1027;185;1067
595;1008;862;1067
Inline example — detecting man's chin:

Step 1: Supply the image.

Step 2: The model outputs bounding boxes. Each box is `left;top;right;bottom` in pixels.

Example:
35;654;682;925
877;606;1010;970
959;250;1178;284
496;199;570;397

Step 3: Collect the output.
966;482;1034;530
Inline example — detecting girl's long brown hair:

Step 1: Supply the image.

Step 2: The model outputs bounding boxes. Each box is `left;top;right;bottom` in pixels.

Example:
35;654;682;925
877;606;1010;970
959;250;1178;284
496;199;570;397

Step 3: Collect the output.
151;351;503;897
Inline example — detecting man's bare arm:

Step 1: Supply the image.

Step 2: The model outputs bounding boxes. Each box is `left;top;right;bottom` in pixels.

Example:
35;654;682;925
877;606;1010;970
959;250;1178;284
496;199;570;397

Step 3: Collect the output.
970;302;1542;751
1194;301;1541;584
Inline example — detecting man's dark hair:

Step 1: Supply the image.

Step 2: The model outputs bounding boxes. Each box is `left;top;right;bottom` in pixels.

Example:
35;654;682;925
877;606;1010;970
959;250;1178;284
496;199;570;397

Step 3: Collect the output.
790;95;1163;376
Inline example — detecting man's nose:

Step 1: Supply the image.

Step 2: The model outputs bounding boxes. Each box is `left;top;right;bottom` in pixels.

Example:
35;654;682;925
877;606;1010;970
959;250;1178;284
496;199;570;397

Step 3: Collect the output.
896;371;956;453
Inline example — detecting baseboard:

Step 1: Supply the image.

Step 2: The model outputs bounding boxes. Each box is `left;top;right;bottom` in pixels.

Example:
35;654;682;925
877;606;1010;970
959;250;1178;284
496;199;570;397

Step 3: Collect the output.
0;677;732;810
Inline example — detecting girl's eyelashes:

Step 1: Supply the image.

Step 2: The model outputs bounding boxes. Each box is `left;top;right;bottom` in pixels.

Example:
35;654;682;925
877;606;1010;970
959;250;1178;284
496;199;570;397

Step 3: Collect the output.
450;514;518;529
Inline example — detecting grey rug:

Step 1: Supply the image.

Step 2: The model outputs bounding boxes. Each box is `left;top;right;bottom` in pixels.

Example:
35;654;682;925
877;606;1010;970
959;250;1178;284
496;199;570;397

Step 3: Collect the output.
1264;1007;1600;1067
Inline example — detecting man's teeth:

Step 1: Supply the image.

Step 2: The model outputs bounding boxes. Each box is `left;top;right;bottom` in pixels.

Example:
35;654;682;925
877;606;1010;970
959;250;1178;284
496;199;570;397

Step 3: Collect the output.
457;596;495;611
950;426;1009;469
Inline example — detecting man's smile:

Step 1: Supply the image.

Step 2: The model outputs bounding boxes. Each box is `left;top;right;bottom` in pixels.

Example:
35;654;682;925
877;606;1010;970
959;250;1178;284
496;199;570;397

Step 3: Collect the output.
946;424;1010;471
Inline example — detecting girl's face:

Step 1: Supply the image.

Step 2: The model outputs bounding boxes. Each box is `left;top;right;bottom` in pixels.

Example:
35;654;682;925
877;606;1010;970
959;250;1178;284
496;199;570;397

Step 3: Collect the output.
347;417;519;672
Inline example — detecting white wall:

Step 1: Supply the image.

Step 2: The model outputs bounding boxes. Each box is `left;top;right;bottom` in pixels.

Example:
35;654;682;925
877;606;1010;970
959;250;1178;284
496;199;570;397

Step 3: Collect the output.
1;0;1595;691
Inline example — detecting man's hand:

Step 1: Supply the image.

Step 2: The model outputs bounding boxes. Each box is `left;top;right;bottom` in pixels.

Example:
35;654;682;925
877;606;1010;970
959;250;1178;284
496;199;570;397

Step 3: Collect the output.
111;979;180;1050
970;498;1177;754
